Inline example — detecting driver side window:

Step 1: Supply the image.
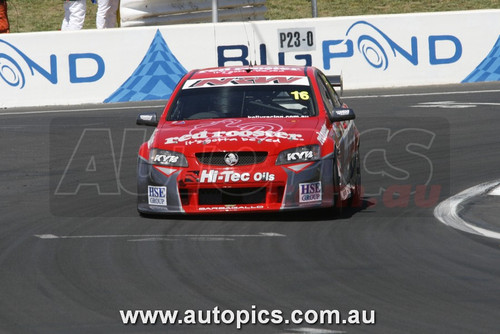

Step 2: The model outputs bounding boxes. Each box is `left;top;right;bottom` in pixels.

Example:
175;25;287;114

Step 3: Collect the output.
317;74;336;118
319;73;342;108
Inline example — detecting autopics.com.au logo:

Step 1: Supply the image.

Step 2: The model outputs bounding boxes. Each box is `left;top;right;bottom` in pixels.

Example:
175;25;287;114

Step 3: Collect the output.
354;116;449;213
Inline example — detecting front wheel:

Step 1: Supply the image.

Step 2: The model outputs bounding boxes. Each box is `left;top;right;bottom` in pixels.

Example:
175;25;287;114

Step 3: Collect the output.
333;161;344;215
349;150;362;208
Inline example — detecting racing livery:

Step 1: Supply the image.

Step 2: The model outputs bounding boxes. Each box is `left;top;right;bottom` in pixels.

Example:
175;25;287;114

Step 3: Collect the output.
136;65;360;214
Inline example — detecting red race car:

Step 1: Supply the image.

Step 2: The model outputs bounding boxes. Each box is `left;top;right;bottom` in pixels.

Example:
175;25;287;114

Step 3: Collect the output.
136;65;360;215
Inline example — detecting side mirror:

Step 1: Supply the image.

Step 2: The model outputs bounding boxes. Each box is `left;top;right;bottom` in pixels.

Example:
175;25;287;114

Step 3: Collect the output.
136;112;158;126
329;108;355;123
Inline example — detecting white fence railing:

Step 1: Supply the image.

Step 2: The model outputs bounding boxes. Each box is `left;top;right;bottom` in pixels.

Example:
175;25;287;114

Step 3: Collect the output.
120;0;267;27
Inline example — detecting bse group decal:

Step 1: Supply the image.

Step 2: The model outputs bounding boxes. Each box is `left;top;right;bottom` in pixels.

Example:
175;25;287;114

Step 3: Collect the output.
299;182;322;203
148;186;167;206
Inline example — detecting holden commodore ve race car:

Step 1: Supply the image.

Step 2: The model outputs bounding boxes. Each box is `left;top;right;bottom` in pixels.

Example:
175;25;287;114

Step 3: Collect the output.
136;65;360;215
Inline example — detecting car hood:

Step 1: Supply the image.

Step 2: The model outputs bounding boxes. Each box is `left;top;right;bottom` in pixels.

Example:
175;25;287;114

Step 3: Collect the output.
153;118;323;156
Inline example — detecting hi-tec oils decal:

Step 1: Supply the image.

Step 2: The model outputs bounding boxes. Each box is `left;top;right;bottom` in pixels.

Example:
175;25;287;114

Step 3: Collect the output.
200;170;275;183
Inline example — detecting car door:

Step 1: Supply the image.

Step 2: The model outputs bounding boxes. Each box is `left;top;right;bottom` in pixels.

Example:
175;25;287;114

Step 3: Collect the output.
316;72;354;191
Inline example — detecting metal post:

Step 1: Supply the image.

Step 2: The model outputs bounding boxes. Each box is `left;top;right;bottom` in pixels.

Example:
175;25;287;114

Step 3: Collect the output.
312;0;318;18
212;0;219;23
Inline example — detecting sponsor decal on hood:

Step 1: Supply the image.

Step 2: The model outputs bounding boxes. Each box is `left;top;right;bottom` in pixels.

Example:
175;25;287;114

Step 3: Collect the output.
155;118;322;150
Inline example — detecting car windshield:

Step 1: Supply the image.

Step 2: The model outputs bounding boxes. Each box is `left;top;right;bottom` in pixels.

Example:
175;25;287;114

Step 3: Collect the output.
167;85;316;121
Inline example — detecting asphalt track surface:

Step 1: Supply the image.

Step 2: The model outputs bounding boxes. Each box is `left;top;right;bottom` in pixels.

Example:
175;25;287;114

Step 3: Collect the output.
1;82;500;334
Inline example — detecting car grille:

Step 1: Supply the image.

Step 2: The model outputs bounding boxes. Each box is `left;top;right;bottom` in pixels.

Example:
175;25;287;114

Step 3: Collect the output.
195;152;267;166
198;187;266;205
178;185;285;207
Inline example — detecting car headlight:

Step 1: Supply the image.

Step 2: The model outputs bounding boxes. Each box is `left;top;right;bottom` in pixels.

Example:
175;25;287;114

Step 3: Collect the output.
276;145;321;165
149;149;188;167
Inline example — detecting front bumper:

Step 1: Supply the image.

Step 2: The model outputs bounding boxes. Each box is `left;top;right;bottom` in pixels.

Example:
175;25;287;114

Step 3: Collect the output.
137;157;336;214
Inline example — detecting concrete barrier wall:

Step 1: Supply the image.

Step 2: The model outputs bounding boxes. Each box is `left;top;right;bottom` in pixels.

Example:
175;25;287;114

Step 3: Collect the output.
120;0;267;26
0;9;499;108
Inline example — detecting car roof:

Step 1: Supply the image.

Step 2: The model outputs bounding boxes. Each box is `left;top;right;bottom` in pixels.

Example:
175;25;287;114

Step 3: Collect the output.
190;65;312;79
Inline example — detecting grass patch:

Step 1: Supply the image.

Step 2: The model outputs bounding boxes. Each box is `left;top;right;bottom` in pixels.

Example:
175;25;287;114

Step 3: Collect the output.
8;0;97;33
266;0;499;19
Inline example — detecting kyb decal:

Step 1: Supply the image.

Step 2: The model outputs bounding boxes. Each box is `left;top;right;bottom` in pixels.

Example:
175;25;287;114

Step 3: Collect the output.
152;154;179;164
287;151;314;161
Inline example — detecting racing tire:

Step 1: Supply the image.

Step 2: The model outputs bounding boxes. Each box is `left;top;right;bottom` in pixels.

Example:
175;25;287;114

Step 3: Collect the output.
333;160;344;216
349;150;362;208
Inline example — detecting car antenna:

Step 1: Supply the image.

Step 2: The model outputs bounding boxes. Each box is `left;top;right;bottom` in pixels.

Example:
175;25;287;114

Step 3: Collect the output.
245;62;254;73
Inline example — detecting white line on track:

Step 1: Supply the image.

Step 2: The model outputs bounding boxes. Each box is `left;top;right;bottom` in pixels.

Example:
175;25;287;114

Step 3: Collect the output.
285;328;346;334
411;101;500;108
434;181;500;240
2;88;499;116
0;104;165;116
345;89;500;99
488;185;500;196
34;232;286;241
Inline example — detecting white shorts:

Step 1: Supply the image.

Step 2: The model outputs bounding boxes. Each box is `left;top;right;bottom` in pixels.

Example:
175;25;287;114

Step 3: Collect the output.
96;0;120;29
61;0;86;31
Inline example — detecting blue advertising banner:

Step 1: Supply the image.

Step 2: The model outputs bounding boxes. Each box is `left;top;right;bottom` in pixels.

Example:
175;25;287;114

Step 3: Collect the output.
0;10;499;108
